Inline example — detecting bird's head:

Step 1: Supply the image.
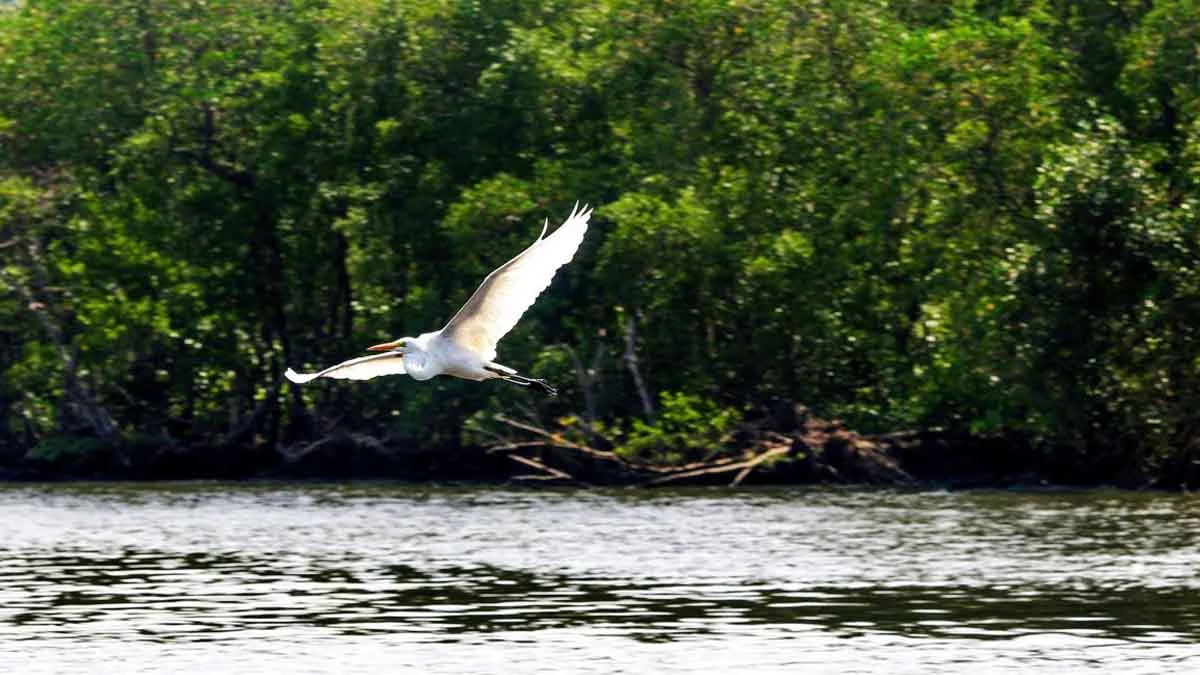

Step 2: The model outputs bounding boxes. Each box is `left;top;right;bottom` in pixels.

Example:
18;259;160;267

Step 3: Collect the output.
366;337;415;354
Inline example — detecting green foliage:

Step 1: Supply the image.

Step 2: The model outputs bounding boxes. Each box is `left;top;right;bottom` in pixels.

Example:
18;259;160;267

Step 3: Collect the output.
26;436;105;465
618;392;741;466
1;0;1198;481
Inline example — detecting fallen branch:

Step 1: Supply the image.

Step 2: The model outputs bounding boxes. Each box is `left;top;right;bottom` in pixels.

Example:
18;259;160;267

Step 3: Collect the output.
506;453;589;486
729;443;792;486
492;415;624;463
487;440;564;453
491;415;684;475
486;414;800;487
643;443;791;487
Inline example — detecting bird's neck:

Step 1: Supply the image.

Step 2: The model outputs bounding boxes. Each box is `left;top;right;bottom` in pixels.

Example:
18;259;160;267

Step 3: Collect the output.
400;341;429;380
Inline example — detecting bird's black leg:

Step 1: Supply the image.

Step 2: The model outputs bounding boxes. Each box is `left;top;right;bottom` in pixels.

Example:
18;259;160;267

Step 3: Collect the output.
486;366;557;397
521;376;556;397
508;374;557;396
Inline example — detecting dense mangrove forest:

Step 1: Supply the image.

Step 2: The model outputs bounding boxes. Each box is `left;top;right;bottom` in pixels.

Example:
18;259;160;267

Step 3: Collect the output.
1;0;1198;486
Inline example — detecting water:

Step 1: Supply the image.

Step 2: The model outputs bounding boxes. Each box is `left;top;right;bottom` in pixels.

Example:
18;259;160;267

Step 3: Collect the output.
1;484;1197;674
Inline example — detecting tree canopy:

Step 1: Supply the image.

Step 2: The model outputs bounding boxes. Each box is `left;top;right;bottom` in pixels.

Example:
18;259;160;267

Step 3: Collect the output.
2;0;1198;484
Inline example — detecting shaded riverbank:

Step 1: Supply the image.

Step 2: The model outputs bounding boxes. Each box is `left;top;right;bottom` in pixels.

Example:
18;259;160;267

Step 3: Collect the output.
4;405;1195;489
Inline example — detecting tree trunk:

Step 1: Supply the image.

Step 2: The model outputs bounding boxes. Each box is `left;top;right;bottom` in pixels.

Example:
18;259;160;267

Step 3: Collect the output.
622;312;655;421
1;261;117;443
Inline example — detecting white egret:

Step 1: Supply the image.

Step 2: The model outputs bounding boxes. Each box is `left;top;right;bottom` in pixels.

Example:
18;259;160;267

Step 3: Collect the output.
284;203;593;395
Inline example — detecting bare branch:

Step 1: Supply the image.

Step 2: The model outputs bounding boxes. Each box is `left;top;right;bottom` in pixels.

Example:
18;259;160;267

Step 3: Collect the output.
643;443;790;487
560;343;597;426
171;148;256;190
1;255;117;442
622;312;654;420
506;453;589;486
492;414;623;462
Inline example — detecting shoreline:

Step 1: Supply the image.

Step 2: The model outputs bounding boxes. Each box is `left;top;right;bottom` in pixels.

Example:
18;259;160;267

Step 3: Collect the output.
3;413;1188;490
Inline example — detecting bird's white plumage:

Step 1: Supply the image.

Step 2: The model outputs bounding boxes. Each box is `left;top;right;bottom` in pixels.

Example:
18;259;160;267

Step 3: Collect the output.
284;352;406;384
284;203;591;385
442;202;591;361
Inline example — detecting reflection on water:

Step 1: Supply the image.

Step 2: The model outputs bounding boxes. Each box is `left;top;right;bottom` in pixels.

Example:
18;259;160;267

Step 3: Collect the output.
1;485;1198;674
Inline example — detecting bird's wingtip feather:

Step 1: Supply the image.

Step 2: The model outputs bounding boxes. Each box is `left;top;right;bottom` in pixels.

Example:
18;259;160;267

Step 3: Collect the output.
285;368;316;384
565;201;592;226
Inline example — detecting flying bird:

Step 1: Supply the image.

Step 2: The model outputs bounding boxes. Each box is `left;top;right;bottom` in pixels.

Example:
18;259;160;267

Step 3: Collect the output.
284;203;593;395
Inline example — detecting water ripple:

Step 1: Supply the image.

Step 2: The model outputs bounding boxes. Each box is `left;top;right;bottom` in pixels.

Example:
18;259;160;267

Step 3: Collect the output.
1;485;1198;673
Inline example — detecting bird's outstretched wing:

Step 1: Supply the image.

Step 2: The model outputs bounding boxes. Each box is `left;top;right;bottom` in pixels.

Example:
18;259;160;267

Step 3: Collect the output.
441;203;592;360
284;352;406;384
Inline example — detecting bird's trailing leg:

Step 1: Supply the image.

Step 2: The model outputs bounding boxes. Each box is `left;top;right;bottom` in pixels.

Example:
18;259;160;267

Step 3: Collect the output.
486;364;557;396
508;373;557;397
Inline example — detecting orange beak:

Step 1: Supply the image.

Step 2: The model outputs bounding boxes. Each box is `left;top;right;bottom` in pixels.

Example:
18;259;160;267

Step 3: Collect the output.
367;339;403;352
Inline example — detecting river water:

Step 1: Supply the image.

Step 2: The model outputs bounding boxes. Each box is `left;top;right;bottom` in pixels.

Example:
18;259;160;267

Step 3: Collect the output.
0;484;1197;674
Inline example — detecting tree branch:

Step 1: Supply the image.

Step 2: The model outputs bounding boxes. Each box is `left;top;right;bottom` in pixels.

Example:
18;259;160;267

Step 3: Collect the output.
643;443;790;487
559;342;605;444
506;453;589;486
171;148;256;190
622;312;655;420
1;242;117;442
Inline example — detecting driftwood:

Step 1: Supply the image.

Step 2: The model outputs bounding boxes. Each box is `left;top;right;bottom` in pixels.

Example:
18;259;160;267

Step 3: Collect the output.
483;401;931;488
506;453;590;486
488;414;795;487
643;443;791;487
490;415;626;463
